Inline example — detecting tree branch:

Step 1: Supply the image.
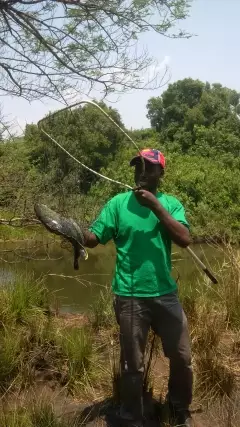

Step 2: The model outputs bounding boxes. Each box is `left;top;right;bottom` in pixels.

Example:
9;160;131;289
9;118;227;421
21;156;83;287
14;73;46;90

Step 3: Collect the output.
0;0;191;101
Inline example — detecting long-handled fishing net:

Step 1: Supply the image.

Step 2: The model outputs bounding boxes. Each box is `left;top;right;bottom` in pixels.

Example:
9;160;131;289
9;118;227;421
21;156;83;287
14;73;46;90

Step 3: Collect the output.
36;100;217;284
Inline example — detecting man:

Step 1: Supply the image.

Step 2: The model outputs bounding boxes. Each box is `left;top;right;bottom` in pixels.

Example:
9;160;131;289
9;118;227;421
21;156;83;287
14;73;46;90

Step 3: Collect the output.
83;149;193;427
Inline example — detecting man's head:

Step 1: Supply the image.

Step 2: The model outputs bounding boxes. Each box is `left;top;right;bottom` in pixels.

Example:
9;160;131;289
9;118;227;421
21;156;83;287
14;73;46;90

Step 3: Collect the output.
130;149;165;192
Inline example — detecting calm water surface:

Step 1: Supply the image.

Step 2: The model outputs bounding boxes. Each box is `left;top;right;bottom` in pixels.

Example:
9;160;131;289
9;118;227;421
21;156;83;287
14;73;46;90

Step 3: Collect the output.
0;240;223;313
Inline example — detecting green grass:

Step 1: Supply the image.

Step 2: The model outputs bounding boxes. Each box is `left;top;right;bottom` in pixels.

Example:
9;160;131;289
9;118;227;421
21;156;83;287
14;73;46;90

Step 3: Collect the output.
0;326;22;389
89;285;115;330
29;400;67;427
0;400;68;427
0;412;32;427
177;243;240;406
221;246;240;330
1;276;49;322
0;275;52;390
0;274;94;396
55;326;93;394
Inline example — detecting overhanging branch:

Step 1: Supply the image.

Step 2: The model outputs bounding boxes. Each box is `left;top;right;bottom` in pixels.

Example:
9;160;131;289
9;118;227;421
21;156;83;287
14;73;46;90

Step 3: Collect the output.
0;0;191;101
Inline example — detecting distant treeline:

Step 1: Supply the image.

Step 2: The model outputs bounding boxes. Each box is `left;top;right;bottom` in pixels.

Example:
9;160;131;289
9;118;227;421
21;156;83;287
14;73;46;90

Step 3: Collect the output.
1;79;240;241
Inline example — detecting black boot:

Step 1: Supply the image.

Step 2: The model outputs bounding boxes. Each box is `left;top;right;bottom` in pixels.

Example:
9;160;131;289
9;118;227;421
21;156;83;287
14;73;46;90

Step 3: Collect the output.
119;418;144;427
168;401;193;427
173;409;193;426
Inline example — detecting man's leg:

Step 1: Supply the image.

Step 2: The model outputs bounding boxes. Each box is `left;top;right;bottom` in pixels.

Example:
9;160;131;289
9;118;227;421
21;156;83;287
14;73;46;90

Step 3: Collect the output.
150;292;193;424
114;296;151;424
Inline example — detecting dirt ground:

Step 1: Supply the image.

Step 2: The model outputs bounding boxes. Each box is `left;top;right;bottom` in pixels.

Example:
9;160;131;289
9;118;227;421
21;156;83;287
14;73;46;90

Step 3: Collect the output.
28;349;238;427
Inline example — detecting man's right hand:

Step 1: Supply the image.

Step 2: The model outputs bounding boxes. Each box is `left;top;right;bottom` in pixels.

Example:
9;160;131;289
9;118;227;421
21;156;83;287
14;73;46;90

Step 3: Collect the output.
134;188;159;210
83;230;99;248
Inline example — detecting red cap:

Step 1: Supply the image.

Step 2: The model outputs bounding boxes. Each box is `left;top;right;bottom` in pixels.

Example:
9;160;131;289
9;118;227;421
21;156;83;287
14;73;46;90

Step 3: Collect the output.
130;148;165;168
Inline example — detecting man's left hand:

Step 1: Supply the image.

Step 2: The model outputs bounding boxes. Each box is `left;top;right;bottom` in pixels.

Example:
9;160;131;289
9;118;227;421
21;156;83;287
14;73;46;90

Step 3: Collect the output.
134;189;159;209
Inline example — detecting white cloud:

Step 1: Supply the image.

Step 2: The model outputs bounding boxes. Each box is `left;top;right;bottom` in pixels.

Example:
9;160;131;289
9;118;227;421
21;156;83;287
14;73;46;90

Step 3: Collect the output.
147;55;171;82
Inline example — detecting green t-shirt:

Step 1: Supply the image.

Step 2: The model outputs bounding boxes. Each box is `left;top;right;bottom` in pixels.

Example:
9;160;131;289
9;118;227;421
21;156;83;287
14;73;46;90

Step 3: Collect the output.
89;191;189;297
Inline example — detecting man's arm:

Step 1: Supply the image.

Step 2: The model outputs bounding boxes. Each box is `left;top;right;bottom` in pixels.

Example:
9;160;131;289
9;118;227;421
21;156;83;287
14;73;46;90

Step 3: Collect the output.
150;201;191;248
82;197;118;248
134;189;191;248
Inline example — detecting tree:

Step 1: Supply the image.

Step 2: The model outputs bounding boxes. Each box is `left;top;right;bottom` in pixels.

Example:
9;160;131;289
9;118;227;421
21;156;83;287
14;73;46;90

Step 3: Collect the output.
0;0;191;103
0;137;39;215
25;101;127;194
146;79;240;157
147;79;205;130
146;97;164;132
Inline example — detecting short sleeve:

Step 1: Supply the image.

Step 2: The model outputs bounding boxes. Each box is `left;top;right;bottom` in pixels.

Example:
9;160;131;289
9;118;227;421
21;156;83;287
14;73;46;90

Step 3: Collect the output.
170;199;189;229
89;197;118;245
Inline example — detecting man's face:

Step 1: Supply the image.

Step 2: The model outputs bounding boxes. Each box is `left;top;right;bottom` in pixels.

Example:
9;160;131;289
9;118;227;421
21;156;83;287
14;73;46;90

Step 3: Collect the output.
134;158;163;190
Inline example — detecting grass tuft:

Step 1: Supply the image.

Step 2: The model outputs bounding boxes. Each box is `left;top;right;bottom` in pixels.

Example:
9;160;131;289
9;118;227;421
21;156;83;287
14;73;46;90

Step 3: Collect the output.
56;326;93;394
0;399;68;427
30;400;66;427
89;285;115;330
0;326;22;389
0;274;50;327
195;353;236;402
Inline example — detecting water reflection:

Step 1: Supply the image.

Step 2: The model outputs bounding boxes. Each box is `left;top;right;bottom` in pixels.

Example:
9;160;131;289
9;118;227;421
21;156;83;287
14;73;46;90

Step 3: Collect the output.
0;242;222;313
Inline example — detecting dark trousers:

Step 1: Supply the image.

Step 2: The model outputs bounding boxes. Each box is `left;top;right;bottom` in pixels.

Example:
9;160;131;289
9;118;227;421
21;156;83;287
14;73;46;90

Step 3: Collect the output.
114;291;193;421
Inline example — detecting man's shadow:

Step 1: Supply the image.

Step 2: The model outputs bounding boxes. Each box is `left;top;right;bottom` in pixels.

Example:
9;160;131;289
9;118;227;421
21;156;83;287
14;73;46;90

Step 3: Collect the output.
71;394;170;426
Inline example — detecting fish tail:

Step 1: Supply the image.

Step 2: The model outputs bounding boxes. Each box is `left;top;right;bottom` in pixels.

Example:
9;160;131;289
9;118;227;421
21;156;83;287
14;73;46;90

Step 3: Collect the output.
74;258;79;270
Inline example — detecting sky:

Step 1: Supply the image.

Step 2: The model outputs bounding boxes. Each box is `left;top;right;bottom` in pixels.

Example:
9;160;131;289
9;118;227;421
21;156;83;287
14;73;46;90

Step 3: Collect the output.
2;0;240;132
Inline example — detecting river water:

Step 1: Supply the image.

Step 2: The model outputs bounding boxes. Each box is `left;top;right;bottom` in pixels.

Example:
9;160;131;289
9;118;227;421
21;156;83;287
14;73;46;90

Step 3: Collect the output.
0;240;223;313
